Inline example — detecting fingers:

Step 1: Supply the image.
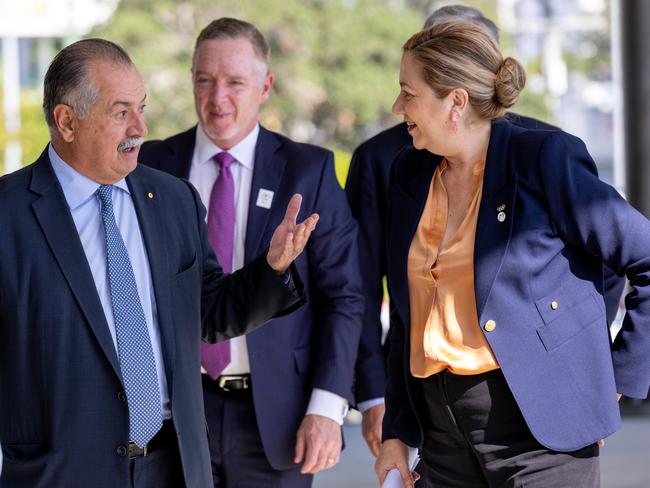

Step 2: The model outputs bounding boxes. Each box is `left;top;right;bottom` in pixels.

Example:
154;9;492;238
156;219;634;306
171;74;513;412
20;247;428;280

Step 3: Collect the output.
296;415;341;474
283;194;303;225
369;436;381;458
375;439;414;487
300;437;320;474
362;423;381;457
294;429;305;464
362;404;384;458
291;214;319;255
597;439;605;447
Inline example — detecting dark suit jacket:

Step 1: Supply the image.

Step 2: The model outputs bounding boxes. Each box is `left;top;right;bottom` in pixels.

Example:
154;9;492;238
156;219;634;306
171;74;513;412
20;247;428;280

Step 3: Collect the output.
345;115;625;404
139;125;363;469
0;148;304;487
383;119;650;452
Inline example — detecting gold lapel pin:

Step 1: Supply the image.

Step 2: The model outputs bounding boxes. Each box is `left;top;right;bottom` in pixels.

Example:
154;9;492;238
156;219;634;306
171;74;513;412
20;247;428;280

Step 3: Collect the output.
147;192;154;199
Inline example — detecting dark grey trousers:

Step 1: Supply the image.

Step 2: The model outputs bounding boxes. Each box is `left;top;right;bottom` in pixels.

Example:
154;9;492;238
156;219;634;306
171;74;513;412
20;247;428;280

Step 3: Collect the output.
416;369;600;488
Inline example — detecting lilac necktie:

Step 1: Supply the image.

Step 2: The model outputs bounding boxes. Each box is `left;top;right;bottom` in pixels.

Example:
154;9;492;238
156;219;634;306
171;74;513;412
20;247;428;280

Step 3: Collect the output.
201;151;235;379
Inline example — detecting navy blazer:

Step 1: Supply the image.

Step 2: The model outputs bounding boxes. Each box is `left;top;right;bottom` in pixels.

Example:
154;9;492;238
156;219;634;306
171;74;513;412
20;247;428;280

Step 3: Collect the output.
346;115;625;405
139;126;363;469
383;119;650;452
0;149;304;487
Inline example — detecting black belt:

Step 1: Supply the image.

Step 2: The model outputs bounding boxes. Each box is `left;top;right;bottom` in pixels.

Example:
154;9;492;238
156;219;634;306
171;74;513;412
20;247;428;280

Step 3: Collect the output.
129;419;175;459
203;373;251;392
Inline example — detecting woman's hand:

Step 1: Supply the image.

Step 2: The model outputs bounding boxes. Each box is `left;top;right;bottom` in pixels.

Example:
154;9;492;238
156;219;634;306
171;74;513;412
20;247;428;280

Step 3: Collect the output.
375;438;417;487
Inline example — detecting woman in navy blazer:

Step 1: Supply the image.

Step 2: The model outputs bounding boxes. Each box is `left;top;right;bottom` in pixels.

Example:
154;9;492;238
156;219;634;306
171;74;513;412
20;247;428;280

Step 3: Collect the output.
375;22;650;488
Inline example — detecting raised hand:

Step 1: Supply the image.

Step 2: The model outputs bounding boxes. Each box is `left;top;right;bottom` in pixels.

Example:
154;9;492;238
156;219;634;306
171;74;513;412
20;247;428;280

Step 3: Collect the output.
267;194;319;274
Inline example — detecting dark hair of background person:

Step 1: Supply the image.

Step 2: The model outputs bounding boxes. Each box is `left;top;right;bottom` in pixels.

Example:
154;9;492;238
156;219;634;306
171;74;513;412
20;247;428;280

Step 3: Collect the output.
403;21;526;120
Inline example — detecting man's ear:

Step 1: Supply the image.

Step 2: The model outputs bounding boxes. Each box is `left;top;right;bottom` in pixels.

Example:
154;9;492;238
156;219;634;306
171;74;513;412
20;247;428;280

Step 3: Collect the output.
259;72;274;104
52;104;77;143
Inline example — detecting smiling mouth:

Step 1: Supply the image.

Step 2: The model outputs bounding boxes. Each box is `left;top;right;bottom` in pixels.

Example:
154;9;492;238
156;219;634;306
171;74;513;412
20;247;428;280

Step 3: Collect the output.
210;112;232;120
406;122;416;132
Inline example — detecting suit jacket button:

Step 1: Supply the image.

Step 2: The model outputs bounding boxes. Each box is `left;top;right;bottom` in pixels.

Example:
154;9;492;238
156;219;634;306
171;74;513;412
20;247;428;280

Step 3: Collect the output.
116;445;127;457
118;391;127;402
550;300;559;310
484;320;496;332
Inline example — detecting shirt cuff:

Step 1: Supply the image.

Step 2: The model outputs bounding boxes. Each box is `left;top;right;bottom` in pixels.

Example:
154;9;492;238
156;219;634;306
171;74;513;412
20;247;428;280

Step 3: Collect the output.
306;388;349;425
280;268;294;288
357;397;385;413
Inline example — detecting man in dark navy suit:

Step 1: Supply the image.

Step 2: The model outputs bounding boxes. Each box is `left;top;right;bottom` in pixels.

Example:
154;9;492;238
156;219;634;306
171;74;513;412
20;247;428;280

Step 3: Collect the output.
0;38;317;488
140;18;363;488
345;4;625;457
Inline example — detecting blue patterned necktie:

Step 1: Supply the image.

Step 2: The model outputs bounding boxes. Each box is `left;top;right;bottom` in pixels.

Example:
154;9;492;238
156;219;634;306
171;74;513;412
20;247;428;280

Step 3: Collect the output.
96;185;162;447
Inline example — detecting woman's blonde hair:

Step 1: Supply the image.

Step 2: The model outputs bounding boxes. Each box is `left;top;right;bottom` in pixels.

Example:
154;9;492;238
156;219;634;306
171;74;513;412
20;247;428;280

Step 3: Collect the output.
403;22;526;119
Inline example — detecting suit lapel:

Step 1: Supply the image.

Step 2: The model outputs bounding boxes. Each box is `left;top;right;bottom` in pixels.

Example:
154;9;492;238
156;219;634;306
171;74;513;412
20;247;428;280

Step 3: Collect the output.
388;151;441;329
156;127;196;179
126;167;176;394
474;119;517;319
245;127;285;262
30;151;121;377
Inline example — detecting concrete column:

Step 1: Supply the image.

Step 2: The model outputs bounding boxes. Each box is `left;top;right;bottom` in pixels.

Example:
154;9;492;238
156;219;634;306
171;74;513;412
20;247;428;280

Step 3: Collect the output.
620;0;650;217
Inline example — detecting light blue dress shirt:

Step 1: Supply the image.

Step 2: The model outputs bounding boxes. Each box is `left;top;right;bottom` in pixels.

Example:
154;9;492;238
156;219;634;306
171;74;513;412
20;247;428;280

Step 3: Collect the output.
49;144;171;418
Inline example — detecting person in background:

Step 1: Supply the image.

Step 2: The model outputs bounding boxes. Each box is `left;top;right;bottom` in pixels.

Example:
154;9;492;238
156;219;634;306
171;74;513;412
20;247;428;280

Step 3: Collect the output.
346;4;625;458
375;21;650;487
0;38;316;487
139;17;363;488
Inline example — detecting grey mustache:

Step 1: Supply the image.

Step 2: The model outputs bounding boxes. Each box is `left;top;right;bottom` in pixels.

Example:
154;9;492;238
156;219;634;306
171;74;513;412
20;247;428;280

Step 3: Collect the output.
117;137;144;152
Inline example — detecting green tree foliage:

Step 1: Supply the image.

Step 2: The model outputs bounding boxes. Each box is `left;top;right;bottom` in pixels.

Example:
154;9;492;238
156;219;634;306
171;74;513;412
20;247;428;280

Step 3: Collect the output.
90;0;421;152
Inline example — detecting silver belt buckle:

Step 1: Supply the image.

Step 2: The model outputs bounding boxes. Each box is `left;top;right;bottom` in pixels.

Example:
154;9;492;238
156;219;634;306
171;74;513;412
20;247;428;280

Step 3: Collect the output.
217;374;249;391
128;442;149;459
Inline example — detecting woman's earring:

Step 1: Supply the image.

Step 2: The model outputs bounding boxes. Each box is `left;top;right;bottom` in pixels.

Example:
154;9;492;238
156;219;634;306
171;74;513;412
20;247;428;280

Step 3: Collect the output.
451;109;460;134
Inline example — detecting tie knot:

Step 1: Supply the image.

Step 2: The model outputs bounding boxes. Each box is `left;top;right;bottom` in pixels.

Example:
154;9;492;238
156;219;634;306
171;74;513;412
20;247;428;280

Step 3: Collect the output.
213;151;235;170
96;185;114;207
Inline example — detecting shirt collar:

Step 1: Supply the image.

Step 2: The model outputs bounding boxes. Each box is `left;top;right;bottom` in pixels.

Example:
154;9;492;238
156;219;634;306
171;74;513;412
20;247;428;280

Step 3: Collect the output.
48;143;130;210
195;123;259;171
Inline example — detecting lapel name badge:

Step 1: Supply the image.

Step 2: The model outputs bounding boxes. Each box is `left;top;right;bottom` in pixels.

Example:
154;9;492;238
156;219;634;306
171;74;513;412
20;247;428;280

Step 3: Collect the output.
256;188;274;209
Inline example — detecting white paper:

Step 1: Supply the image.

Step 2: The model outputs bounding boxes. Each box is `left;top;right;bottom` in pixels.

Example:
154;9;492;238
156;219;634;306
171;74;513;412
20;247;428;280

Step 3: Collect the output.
381;447;420;488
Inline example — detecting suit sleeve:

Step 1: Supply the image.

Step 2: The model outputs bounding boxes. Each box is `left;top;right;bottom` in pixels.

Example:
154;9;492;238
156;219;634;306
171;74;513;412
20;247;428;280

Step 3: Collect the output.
381;305;407;442
307;152;364;403
345;145;389;404
184;181;306;343
538;132;650;398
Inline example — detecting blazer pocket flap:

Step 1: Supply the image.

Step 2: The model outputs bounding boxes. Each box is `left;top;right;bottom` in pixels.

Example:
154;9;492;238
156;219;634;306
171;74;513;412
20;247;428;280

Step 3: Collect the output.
2;442;48;463
176;252;198;279
293;345;311;374
535;291;603;351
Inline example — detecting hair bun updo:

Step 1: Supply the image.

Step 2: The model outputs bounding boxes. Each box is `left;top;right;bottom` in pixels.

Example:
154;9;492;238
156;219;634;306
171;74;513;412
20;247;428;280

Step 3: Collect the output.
494;57;526;109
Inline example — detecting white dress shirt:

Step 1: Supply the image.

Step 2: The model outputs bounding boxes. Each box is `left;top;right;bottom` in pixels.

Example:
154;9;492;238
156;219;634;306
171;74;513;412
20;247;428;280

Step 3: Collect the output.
49;144;171;419
192;123;348;424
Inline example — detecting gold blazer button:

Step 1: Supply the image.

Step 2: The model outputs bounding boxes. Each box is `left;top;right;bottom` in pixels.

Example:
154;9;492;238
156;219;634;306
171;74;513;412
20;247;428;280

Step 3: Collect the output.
484;320;496;332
